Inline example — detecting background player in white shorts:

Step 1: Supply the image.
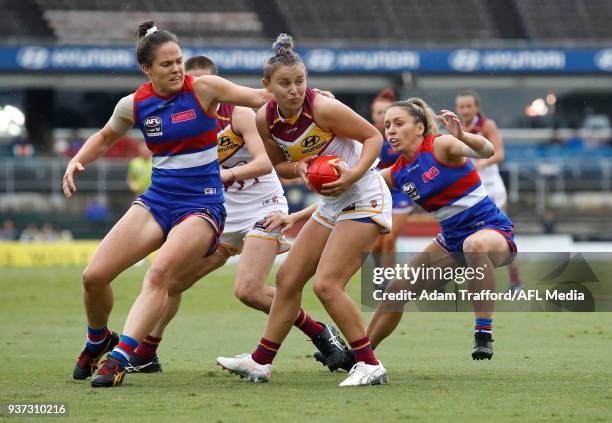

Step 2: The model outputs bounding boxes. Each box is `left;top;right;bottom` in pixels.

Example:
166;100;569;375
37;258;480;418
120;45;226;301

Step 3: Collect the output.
456;90;523;292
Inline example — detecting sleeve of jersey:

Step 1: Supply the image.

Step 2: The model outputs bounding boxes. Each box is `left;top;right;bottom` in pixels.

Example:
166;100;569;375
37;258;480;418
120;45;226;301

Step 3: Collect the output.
107;94;135;135
389;156;405;188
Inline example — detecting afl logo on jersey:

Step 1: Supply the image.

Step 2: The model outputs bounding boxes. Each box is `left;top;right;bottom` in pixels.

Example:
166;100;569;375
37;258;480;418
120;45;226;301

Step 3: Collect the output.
301;136;320;148
144;116;163;137
401;182;421;201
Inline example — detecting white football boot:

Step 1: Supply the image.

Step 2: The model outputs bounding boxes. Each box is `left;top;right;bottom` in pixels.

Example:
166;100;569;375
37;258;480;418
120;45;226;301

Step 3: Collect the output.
338;361;388;387
216;353;272;383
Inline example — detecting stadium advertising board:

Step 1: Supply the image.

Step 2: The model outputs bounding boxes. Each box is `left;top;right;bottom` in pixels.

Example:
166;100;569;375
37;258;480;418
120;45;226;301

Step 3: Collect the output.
1;46;612;74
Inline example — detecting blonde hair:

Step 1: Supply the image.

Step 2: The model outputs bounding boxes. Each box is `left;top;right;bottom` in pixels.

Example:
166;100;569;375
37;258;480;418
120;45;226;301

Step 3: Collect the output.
390;97;439;136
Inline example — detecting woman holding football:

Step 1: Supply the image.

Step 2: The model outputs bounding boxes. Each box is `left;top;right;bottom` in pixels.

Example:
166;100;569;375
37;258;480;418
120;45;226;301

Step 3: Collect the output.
217;34;392;387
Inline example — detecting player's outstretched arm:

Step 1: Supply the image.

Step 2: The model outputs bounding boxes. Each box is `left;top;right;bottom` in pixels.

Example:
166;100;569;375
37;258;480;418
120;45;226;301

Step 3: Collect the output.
263;202;319;234
63;96;133;198
435;109;494;161
193;76;271;112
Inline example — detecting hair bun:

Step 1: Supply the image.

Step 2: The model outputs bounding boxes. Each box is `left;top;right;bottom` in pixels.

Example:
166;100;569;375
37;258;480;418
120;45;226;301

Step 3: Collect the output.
272;33;294;56
137;20;156;40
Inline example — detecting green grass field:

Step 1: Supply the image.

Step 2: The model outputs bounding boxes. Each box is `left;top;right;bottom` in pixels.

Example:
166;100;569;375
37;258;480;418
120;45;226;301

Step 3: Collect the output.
1;265;611;422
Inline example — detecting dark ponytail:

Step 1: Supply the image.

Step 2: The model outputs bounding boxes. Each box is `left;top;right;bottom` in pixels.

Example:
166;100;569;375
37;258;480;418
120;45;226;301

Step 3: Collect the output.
135;20;179;67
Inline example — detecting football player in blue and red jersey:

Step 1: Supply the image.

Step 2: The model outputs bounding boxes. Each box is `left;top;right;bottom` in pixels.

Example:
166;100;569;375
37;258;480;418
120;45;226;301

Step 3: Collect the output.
64;21;274;388
367;98;517;360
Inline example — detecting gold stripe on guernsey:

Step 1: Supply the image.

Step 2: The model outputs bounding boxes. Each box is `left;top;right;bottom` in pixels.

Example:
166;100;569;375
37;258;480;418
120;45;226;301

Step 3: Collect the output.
217;125;245;163
273;122;335;162
315;211;336;227
245;234;279;242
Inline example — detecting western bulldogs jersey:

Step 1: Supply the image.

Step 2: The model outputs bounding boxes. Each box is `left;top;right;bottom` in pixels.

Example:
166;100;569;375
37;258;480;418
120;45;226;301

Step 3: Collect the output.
216;103;284;210
378;139;413;211
134;74;222;203
377;139;400;170
390;134;499;230
266;88;362;167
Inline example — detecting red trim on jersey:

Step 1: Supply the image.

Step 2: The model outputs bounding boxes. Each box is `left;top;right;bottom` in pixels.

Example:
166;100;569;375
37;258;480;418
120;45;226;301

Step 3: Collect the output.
390;155;409;185
183;74;217;119
146;129;217;156
424;134;467;169
420;168;481;211
134;75;216;119
134;81;177;102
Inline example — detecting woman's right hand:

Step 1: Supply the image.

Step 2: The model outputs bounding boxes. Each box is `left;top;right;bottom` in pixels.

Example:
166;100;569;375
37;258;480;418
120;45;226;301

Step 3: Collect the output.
63;161;85;198
263;212;296;234
296;156;316;190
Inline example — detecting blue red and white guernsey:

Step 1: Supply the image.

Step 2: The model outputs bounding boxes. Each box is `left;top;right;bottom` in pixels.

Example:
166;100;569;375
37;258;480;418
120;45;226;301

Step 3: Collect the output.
378;139;413;213
390;134;516;254
132;74;225;249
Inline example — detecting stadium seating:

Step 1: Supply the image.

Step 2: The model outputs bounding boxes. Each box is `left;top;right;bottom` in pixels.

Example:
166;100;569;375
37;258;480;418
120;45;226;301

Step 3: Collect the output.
273;0;499;44
34;0;265;44
516;0;612;41
0;0;605;45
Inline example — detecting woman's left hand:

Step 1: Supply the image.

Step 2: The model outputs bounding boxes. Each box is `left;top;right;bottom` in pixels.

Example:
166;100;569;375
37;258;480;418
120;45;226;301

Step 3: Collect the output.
437;110;465;140
320;163;360;196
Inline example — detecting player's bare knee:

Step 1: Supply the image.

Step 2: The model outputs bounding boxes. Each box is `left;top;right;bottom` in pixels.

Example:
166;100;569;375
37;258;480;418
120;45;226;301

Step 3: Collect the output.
381;235;397;252
313;280;341;302
82;267;108;292
234;283;261;307
463;237;488;254
275;268;302;295
143;266;170;291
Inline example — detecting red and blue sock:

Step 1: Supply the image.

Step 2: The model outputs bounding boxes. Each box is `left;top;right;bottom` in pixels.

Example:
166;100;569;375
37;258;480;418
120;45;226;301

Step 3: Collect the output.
350;336;378;366
293;309;325;339
85;326;110;354
251;338;280;365
134;335;161;359
475;318;493;334
109;335;138;367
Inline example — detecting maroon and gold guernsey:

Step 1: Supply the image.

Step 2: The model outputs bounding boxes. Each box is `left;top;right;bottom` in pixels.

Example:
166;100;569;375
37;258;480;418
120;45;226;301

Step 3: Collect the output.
265;88;362;166
216;103;245;164
214;103;284;207
464;113;501;180
465;113;488;135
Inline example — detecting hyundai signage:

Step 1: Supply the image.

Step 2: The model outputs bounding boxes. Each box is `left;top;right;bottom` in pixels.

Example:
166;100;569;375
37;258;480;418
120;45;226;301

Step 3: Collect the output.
1;45;611;74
